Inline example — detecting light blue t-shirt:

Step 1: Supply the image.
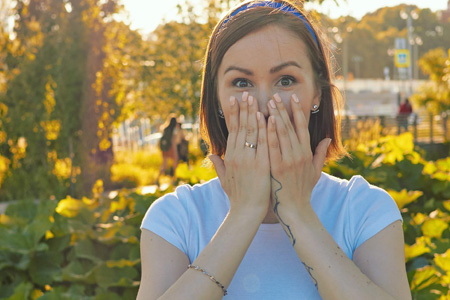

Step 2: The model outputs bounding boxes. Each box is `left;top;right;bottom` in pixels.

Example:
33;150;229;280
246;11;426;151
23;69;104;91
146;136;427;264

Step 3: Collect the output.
141;172;402;299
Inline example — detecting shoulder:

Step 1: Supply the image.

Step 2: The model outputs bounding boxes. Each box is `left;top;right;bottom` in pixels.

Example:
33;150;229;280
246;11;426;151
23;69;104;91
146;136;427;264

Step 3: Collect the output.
315;172;399;219
315;172;393;203
141;178;228;260
141;177;227;227
314;173;401;254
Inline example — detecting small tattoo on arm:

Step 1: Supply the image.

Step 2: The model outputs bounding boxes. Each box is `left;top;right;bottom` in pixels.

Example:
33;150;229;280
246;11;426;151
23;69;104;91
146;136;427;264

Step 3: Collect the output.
271;174;296;246
303;262;318;289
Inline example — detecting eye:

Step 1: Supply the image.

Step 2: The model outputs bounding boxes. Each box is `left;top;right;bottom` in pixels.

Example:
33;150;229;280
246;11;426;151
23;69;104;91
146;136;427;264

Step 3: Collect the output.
277;76;296;87
232;78;253;88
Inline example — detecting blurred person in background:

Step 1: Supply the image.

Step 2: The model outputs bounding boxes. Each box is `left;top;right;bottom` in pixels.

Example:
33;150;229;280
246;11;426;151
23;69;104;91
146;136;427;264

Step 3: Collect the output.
156;114;185;185
397;98;413;132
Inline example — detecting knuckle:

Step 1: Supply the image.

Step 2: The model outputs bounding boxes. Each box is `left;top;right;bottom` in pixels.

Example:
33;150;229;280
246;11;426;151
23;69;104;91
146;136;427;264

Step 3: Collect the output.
247;126;256;136
269;140;279;148
258;136;266;145
269;122;277;132
284;159;293;168
259;121;266;129
279;127;288;137
239;124;246;132
293;156;303;166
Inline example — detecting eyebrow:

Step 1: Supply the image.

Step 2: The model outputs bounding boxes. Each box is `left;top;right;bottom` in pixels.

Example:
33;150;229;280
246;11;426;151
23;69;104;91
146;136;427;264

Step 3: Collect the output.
270;61;302;73
223;61;302;76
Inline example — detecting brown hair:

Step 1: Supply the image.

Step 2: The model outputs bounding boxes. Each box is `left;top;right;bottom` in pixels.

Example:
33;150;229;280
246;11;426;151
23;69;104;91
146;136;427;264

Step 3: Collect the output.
199;0;347;162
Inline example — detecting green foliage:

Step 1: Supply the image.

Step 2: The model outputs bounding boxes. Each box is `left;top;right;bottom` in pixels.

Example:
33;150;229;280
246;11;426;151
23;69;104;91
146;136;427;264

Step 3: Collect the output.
0;183;165;299
412;48;450;115
141;20;210;121
0;132;449;298
322;4;450;79
110;146;215;188
0;0;145;201
325;132;450;298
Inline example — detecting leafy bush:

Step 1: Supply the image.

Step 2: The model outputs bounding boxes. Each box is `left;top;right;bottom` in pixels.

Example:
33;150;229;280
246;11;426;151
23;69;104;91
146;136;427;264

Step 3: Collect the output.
111;146;211;188
325;132;450;299
0;180;165;299
110;150;162;188
1;133;448;299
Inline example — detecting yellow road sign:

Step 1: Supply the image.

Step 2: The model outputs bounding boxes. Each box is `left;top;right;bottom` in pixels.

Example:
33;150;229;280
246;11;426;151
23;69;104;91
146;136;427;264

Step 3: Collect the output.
395;49;410;68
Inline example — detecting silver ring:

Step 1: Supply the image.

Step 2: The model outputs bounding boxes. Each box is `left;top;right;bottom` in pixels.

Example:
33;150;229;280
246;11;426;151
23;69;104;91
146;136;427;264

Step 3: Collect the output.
245;141;257;149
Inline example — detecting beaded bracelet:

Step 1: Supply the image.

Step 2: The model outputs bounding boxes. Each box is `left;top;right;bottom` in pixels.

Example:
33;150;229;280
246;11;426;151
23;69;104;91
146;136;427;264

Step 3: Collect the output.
187;264;228;296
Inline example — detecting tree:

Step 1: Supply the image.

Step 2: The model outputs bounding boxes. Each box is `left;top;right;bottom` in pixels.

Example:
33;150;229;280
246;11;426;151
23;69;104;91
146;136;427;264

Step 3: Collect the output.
327;5;450;79
412;48;450;114
0;0;143;200
138;0;216;122
139;0;341;121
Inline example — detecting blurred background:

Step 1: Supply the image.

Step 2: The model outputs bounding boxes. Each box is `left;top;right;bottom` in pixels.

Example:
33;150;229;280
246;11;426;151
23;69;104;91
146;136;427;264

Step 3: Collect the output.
0;1;449;299
0;0;449;199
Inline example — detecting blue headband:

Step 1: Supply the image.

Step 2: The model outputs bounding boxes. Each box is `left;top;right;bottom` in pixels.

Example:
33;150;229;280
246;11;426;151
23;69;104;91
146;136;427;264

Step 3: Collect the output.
222;1;318;46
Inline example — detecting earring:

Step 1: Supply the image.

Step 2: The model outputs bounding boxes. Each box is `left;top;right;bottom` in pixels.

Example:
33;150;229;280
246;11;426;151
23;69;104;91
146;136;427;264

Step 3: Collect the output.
311;104;319;114
218;108;225;119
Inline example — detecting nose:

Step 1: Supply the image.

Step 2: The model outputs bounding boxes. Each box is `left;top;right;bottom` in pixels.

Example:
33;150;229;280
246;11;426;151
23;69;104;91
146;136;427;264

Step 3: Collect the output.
254;87;271;118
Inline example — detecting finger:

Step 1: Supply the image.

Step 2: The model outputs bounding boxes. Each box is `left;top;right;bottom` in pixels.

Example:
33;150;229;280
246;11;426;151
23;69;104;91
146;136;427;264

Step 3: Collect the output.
245;95;259;156
312;138;331;182
291;94;310;147
268;99;293;157
236;91;249;150
224;96;238;161
273;93;301;152
267;115;282;167
209;154;226;182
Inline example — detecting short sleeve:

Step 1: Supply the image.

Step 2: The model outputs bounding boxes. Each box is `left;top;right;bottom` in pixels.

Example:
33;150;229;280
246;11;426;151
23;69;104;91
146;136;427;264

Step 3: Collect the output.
346;176;402;254
140;187;190;255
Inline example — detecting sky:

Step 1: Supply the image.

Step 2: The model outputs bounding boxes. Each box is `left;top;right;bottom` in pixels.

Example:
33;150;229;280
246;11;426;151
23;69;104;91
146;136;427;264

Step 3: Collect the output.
121;0;448;34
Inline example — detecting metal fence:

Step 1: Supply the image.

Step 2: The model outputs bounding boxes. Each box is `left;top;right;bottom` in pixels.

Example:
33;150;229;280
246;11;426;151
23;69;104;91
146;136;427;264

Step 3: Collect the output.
341;112;450;144
112;119;201;153
113;111;449;153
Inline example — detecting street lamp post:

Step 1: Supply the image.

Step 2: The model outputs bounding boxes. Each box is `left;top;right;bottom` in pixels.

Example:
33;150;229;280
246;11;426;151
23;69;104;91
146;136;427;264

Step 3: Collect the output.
329;18;353;115
411;36;423;80
400;7;418;92
387;48;396;80
352;56;362;78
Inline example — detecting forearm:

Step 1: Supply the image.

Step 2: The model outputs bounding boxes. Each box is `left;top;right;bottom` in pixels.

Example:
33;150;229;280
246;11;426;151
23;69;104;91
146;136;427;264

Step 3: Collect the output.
158;210;262;300
284;207;397;300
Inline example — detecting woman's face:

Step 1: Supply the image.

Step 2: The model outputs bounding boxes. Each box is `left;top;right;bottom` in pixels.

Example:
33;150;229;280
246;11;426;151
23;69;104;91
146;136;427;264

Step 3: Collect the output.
217;24;320;125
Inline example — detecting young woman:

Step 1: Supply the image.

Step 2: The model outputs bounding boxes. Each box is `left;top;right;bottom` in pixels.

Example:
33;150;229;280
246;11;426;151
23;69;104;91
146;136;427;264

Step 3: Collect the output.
138;1;411;299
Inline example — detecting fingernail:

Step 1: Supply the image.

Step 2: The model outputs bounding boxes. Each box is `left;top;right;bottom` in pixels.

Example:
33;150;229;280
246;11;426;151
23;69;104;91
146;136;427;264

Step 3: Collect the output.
270;116;276;124
292;94;299;103
248;95;254;105
243;91;248;100
269;100;276;109
327;138;332;147
257;111;261;120
230;96;235;106
274;94;282;103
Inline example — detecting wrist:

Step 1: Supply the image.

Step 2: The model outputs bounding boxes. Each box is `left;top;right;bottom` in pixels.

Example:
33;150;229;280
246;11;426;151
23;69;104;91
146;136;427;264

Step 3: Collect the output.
228;205;267;225
277;201;316;225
